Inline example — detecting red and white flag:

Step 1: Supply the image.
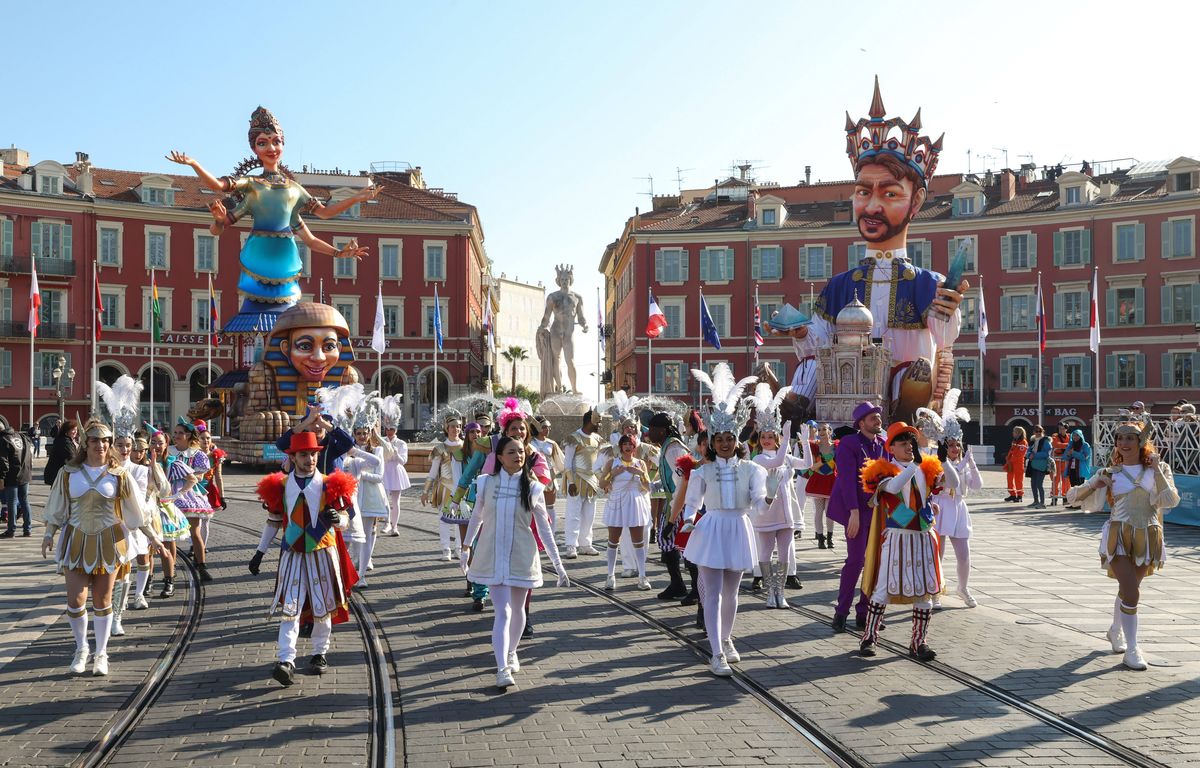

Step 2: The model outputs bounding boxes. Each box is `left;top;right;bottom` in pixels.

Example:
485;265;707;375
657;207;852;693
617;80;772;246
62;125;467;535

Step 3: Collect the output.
1089;267;1101;354
978;277;989;356
95;263;104;341
646;289;668;338
1035;272;1046;353
28;259;41;338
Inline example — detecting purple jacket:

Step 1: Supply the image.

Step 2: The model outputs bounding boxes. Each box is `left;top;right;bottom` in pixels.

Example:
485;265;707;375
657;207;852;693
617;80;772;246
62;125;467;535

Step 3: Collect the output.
826;431;888;526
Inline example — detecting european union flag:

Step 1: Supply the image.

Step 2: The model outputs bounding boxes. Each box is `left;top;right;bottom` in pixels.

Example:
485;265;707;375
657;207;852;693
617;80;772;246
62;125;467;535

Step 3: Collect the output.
433;284;444;352
700;292;721;350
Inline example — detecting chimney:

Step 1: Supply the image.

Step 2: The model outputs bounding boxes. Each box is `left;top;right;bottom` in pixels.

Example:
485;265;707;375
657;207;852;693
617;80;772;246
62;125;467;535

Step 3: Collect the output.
75;151;94;197
999;169;1017;201
804;165;812;185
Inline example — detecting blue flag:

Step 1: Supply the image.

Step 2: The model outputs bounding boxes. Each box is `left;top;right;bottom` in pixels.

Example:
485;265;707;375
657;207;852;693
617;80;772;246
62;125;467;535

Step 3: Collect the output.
433;284;444;352
700;292;721;350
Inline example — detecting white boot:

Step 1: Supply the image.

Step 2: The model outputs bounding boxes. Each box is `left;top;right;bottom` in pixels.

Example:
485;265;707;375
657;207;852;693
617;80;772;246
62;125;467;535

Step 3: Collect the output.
760;563;776;608
69;648;90;674
496;666;516;689
93;652;109;676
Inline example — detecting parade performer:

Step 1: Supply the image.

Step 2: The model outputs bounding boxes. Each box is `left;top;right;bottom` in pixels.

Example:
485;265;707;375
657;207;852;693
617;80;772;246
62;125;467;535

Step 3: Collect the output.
679;364;766;676
647;412;692;600
168;419;215;582
343;399;386;588
148;426;189;597
668;439;706;628
828;401;888;632
462;436;568;691
256;431;357;685
561;409;606;558
859;422;956;660
250;403;356;575
198;429;226;512
420;410;467;561
604;392;661;575
167;106;373;317
749;384;813;609
1004;427;1028;502
529;415;565;517
599;435;653;591
805;423;838;549
127;435;172;610
927;392;979;608
41;419;164;676
378;395;410;537
791;79;965;424
1050;423;1071;506
1068;423;1180;670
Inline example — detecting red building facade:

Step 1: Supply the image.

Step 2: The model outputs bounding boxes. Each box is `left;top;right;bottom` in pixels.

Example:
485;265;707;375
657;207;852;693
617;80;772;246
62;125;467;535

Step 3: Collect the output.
600;159;1200;449
0;149;492;433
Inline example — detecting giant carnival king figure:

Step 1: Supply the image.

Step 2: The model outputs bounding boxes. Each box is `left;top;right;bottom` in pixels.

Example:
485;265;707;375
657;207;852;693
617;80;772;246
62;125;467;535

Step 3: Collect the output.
789;78;968;425
167;107;380;451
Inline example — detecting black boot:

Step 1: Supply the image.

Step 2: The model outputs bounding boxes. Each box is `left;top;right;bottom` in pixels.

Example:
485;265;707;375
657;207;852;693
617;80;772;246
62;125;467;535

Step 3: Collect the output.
816;534;827;549
826;533;835;550
680;560;700;605
159;576;175;598
785;575;803;590
751;576;763;591
248;550;265;575
657;550;689;600
197;562;213;583
695;604;705;631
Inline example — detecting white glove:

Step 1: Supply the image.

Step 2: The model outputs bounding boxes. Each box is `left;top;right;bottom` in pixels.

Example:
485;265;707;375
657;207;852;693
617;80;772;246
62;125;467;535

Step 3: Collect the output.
555;569;570;588
459;547;470;574
449;501;461;515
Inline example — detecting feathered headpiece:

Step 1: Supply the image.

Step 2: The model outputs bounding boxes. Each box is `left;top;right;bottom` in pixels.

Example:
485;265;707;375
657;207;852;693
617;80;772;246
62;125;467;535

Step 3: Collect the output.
691;363;757;436
352;390;383;432
1114;422;1153;448
96;375;143;439
747;382;788;437
605;390;642;430
379;393;403;430
939;388;971;442
498;397;527;432
316;383;365;432
438;407;464;430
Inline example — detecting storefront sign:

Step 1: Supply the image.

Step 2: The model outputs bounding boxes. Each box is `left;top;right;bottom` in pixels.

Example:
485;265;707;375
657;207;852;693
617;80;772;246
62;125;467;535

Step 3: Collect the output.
1013;407;1079;418
1173;474;1200;528
160;333;220;345
262;443;286;463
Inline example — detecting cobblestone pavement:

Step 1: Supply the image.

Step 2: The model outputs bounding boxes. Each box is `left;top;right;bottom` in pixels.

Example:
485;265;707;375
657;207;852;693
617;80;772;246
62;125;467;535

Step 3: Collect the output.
0;464;1196;767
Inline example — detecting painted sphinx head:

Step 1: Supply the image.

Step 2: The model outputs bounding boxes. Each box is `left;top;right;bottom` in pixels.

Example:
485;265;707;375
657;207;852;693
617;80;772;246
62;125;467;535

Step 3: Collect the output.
269;302;351;384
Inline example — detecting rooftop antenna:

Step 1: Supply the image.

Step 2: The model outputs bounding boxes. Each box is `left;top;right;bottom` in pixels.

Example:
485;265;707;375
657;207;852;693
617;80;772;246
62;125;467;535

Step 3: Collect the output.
634;174;654;199
966;148;971;175
993;147;1009;169
675;166;692;195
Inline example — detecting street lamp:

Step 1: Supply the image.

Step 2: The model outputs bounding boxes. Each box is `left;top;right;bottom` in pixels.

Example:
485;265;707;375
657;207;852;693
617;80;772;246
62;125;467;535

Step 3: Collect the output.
51;354;75;421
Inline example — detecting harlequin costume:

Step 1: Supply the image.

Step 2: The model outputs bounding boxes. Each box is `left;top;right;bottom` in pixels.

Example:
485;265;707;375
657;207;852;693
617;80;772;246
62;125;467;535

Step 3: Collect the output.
561;411;606;557
804;435;838;547
204;446;227;511
1068;423;1181;670
859;422;956;660
255;431;358;686
43;419;163;676
680;364;767;677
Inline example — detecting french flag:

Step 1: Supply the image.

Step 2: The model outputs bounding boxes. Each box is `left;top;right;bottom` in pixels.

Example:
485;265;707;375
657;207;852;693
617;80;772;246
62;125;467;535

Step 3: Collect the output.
646;290;668;338
28;259;41;338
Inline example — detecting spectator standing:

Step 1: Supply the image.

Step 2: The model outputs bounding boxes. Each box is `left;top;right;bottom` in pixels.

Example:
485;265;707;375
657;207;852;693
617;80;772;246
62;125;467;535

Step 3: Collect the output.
29;424;42;458
1049;424;1071;506
43;420;80;487
1062;429;1094;509
0;424;35;536
1026;425;1052;510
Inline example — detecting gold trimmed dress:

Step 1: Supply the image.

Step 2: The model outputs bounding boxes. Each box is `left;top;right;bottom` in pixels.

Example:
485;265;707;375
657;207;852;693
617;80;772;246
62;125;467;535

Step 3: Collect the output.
43;463;157;576
1084;463;1180;577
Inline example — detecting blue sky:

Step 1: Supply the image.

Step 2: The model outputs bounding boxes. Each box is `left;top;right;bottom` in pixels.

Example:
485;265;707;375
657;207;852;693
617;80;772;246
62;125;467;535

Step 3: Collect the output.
7;1;1199;387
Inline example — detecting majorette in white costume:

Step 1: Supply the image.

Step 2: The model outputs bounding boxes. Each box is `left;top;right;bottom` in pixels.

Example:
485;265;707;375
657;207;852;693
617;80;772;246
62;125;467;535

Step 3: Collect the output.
340;389;387;587
748;383;813;610
378;394;410;537
680;364;767;677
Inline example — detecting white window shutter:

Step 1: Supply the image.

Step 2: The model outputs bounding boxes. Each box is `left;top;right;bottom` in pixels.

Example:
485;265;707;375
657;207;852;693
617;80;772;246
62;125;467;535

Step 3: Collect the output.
1;219;11;257
699;249;710;281
63;224;73;260
1001;358;1011;390
1053;292;1063;329
1105;354;1116;388
655;362;663;391
1082;358;1092;390
1053;357;1063;389
1136;353;1146;388
1135;223;1145;261
1192;283;1200;323
1193;353;1200;386
726;250;735;281
1162;352;1172;388
1162;285;1172;324
31;222;42;258
1105;288;1116;327
1053;231;1063;267
1082;229;1092;265
1162;221;1170;258
1134;287;1145;325
680;249;689;281
1000;295;1011;331
797;247;807;279
847;244;858;272
824;247;833;279
654;250;663;283
751;249;761;280
1000;236;1011;270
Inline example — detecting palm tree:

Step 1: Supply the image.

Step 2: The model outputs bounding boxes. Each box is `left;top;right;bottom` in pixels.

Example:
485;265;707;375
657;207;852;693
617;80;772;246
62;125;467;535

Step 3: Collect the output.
500;345;529;394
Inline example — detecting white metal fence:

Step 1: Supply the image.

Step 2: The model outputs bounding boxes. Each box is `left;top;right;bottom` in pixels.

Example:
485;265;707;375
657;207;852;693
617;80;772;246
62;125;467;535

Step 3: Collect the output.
1094;415;1200;477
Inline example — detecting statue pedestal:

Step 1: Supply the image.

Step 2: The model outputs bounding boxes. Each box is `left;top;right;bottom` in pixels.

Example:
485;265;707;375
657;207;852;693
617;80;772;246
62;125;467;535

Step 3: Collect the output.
538;393;594;445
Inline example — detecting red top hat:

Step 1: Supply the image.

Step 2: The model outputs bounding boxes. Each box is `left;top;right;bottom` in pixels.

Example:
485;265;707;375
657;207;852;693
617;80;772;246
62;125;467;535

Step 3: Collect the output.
284;431;324;454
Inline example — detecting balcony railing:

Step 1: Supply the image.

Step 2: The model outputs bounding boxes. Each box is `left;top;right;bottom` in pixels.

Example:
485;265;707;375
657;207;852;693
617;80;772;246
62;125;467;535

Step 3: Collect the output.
0;320;76;339
953;389;994;405
0;256;77;277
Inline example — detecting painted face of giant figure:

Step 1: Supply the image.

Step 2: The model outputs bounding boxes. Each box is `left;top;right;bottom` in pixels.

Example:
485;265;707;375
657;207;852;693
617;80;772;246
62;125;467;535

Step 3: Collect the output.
853;155;926;250
281;326;342;382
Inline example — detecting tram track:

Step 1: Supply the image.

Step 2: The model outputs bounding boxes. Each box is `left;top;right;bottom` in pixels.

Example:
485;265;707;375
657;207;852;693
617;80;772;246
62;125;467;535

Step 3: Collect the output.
73;551;204;768
216;512;401;768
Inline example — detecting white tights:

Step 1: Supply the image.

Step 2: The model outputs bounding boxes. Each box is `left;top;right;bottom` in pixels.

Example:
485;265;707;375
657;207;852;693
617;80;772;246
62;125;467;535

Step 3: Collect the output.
698;567;742;658
438;521;458;552
755;530;795;574
939;535;971;594
358;520;379;577
490;585;529;671
812;496;834;534
387;491;402;529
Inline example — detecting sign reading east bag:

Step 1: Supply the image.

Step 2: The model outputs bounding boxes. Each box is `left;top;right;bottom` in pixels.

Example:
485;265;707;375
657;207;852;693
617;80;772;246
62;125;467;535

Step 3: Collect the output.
1013;407;1079;418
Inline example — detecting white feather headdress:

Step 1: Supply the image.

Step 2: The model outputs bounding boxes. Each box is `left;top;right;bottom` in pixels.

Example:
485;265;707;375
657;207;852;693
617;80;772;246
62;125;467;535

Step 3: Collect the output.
691;363;757;436
939;388;971;442
604;390;642;428
379;393;403;430
352;391;383;431
316;383;365;432
96;375;143;439
747;382;788;437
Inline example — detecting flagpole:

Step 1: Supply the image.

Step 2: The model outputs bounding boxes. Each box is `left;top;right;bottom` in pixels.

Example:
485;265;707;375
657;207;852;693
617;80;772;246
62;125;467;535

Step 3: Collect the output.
1092;266;1101;423
91;261;99;415
978;276;985;439
207;274;214;389
753;286;760;366
149;268;155;427
698;287;705;401
28;255;36;432
433;285;440;423
596;285;602;403
1037;270;1044;425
